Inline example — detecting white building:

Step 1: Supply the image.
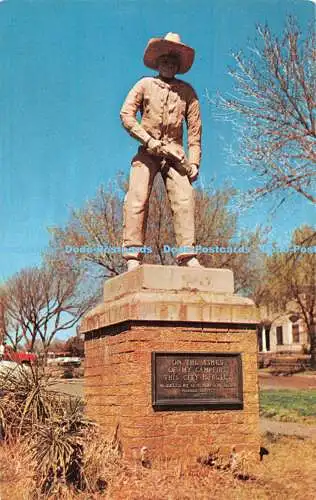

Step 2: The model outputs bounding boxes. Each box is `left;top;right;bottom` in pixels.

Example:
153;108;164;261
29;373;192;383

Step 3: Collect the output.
257;303;310;353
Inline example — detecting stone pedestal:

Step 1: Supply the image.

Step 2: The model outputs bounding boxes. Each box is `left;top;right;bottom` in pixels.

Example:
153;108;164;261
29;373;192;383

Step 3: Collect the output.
81;265;260;463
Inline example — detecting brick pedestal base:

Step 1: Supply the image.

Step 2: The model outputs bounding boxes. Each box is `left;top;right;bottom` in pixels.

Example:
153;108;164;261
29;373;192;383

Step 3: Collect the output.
81;265;260;463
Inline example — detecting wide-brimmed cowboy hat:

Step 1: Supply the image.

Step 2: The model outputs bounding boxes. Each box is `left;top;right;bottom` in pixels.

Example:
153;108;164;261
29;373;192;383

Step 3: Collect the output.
143;33;195;74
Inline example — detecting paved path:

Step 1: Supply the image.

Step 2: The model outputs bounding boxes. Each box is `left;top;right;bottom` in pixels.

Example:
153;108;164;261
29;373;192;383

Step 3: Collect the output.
260;417;316;439
259;372;316;390
50;379;84;398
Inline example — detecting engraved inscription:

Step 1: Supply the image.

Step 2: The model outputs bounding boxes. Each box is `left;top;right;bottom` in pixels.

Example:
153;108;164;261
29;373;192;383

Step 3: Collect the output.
152;352;243;409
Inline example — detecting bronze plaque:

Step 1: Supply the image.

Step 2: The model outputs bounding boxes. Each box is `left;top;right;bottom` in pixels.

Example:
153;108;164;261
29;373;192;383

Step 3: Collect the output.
152;352;243;409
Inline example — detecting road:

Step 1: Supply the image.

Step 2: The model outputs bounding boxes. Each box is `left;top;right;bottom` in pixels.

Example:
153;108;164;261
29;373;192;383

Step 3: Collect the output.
50;379;84;398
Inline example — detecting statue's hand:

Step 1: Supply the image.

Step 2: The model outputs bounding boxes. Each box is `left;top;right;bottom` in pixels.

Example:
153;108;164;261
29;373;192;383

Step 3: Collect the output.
187;164;199;183
147;138;163;156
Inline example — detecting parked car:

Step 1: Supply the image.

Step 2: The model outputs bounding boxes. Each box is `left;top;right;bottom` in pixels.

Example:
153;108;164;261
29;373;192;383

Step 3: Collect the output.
47;356;81;367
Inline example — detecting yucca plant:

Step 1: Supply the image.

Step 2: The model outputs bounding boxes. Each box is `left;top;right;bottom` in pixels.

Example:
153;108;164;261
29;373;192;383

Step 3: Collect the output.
29;397;95;494
0;362;121;496
0;362;58;440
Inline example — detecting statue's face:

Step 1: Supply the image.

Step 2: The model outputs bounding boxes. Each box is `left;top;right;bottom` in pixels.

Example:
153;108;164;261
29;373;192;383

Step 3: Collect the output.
157;54;179;79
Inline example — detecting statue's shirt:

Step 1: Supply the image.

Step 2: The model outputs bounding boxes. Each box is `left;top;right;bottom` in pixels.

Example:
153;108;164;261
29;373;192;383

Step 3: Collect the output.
120;76;202;166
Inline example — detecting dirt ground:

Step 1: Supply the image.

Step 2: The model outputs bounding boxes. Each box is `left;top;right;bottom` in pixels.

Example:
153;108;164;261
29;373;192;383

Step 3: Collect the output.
1;434;316;500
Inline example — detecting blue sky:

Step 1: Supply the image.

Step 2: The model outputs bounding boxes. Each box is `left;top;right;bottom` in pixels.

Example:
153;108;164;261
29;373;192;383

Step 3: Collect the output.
0;0;315;282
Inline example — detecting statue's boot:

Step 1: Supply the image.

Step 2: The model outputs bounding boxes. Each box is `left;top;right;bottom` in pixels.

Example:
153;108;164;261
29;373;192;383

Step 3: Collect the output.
127;259;141;272
178;256;204;268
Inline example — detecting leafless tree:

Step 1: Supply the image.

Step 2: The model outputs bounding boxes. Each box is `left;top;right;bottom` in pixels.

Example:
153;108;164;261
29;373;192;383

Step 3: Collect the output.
213;17;316;206
2;261;97;356
48;172;263;294
47;174;126;278
0;293;26;350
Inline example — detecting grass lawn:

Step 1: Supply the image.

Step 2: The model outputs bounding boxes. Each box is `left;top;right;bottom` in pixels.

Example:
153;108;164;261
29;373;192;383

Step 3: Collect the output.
260;389;316;423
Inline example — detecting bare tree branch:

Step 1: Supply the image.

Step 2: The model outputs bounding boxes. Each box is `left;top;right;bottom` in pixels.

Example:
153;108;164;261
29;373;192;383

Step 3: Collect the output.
211;17;316;208
2;262;97;355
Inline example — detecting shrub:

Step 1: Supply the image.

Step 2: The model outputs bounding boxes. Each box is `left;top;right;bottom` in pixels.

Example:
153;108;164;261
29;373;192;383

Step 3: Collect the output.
301;344;310;355
63;367;74;379
0;363;57;440
29;398;93;495
0;361;121;497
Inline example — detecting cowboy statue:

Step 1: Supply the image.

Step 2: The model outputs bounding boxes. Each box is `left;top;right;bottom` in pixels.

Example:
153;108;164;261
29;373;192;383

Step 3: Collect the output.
120;33;203;271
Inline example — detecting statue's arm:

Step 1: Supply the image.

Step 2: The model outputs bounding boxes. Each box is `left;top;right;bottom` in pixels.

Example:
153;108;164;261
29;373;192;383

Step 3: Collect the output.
186;88;202;168
120;79;152;146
